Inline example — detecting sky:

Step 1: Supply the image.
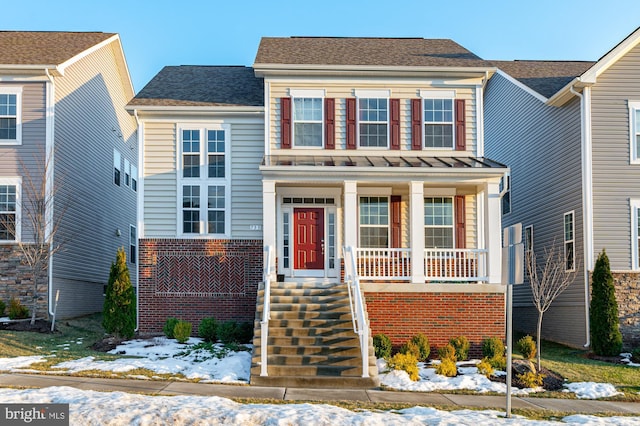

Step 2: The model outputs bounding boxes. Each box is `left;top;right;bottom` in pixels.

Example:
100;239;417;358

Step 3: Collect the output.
2;1;640;92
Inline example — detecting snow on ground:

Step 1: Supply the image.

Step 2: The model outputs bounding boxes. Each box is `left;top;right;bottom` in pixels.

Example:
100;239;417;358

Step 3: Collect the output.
0;355;48;371
563;382;624;399
621;353;640;368
0;386;639;426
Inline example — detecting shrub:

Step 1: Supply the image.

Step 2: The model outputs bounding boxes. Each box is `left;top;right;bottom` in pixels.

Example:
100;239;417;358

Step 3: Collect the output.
437;343;456;361
373;334;392;359
449;336;470;361
8;298;29;320
632;348;640;363
163;317;180;339
476;358;494;378
217;320;253;344
487;354;506;370
482;337;505;359
387;352;419;381
198;317;218;342
400;340;420;360
517;371;545;388
173;321;192;344
590;250;623;356
237;322;254;343
435;357;457;377
409;333;430;361
102;248;136;339
0;299;5;316
516;335;537;360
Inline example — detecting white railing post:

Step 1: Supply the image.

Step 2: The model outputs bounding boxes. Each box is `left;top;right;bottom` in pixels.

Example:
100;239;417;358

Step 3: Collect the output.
424;248;488;282
344;246;369;378
260;245;274;377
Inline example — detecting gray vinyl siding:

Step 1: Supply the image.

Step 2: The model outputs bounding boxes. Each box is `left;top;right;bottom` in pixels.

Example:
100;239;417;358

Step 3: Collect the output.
51;41;137;318
485;72;587;347
0;82;46;240
591;42;640;270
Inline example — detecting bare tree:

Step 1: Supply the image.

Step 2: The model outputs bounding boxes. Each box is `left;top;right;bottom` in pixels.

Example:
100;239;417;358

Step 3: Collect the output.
18;153;67;325
526;243;577;370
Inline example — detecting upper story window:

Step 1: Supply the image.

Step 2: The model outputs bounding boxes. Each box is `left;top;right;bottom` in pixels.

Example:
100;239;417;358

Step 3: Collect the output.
359;98;388;148
359;196;389;248
0;178;20;242
207;130;225;178
564;211;575;271
629;101;640;164
424;197;454;248
131;165;138;192
293;97;323;147
129;225;137;265
501;175;511;215
0;86;22;145
113;149;121;186
424;99;454;148
182;130;200;178
124;158;131;187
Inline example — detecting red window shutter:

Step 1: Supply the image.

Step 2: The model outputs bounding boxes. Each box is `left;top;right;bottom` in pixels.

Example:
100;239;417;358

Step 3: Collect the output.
455;195;466;249
455;99;466;151
390;99;400;150
325;98;335;149
346;98;357;150
391;195;402;248
281;97;292;149
411;98;422;150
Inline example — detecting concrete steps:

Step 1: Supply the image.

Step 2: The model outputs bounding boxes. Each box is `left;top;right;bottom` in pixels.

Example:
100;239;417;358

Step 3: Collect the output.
250;281;378;389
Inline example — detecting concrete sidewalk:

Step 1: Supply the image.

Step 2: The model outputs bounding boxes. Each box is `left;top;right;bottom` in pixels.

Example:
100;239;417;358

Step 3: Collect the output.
1;373;639;415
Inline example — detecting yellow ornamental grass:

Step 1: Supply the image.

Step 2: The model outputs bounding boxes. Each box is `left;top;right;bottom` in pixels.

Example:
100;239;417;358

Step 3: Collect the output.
435;357;457;377
388;352;419;381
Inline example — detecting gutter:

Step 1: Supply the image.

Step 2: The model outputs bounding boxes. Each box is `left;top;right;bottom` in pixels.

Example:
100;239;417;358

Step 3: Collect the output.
570;84;593;349
44;68;56;317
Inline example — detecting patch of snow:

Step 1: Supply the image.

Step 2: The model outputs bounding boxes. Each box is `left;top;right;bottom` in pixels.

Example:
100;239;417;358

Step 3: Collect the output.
620;353;640;368
0;356;47;371
563;382;623;399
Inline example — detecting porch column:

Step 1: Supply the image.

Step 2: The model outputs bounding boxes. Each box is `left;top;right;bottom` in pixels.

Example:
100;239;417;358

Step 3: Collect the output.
263;180;277;272
485;180;502;284
410;181;425;283
343;181;358;249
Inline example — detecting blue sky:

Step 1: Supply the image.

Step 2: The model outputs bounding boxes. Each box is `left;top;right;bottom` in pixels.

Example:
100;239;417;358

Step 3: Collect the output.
3;1;639;91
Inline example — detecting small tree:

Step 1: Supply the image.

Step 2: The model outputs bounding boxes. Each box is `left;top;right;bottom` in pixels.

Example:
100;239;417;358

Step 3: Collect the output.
103;247;136;339
527;243;576;370
590;250;623;356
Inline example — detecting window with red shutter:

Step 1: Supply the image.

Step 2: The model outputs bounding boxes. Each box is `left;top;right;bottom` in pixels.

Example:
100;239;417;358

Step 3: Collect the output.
455;99;466;151
325;98;335;149
280;97;291;149
346;98;357;149
390;99;400;150
455;195;466;249
411;98;422;150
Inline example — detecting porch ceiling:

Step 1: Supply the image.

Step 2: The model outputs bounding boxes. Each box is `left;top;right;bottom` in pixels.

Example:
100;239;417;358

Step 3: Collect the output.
260;155;508;182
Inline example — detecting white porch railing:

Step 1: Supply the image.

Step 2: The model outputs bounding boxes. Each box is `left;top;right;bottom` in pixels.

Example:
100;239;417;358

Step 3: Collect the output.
424;248;488;282
353;248;411;280
343;246;370;378
260;245;274;377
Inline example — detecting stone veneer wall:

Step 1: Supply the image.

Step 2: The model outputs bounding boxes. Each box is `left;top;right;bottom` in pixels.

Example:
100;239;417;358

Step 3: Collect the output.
364;292;505;358
138;239;262;333
0;244;48;318
611;272;640;348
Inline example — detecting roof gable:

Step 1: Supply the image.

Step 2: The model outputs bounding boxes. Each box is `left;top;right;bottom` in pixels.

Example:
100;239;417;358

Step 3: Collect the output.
128;66;264;108
254;37;492;69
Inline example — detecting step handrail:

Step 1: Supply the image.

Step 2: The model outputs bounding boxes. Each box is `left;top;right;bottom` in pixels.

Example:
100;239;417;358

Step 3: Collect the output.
343;245;370;378
260;245;274;377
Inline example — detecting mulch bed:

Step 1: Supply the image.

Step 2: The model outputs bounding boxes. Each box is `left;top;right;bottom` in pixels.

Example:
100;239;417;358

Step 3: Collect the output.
0;319;56;333
91;336;126;352
489;366;565;391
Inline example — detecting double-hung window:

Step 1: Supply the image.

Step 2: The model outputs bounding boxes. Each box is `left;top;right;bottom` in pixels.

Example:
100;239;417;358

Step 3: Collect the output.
131;165;138;192
629;101;640;163
630;199;640;270
359;196;389;248
421;90;455;149
564;211;575;271
501;175;511;215
293;97;323;147
113;150;121;186
358;94;388;148
129;225;137;264
424;197;454;248
124;158;131;187
178;125;229;236
0;178;20;242
0;86;21;145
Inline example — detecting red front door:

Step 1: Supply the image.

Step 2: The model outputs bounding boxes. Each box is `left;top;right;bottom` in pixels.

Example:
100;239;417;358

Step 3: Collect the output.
294;208;324;270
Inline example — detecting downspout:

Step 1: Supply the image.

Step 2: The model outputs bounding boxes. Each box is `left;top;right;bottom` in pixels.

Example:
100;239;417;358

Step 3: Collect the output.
45;68;56;317
133;109;141;332
570;83;593;348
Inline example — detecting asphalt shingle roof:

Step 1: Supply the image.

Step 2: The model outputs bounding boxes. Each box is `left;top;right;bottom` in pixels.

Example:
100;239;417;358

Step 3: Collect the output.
128;66;264;107
254;37;492;68
0;31;115;66
491;60;595;98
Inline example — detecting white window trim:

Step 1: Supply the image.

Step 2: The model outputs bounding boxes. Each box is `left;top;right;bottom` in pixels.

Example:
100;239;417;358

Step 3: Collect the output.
501;175;511;216
291;95;324;149
424;196;455;249
629;100;640;164
131;164;138;192
129;224;137;265
176;123;231;238
356;94;390;149
0;86;23;145
524;224;534;254
0;177;21;243
358;196;391;248
420;90;456;150
124;158;131;188
113;149;121;187
564;210;576;272
630;199;640;270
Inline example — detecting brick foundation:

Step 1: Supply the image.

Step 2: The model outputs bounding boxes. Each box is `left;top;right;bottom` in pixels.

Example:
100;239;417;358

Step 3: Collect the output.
364;291;505;358
611;272;640;348
138;238;262;333
0;244;48;318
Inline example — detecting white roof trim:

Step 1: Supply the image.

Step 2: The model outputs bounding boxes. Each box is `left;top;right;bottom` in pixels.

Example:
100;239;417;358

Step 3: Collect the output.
57;34;119;73
495;69;548;103
580;26;640;83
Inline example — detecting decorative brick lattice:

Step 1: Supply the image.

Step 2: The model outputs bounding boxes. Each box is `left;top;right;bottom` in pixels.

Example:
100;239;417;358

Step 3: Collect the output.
156;253;247;296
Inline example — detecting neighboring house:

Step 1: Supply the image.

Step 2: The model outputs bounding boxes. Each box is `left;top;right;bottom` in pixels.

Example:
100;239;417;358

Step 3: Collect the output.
0;31;137;319
129;37;509;386
485;26;640;349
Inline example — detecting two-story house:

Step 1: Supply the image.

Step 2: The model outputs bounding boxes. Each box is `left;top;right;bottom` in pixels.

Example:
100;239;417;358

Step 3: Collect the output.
0;31;137;319
485;26;640;349
130;37;509;387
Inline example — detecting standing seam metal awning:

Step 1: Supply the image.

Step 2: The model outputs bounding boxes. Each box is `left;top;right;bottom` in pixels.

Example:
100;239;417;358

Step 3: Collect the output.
262;155;506;169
